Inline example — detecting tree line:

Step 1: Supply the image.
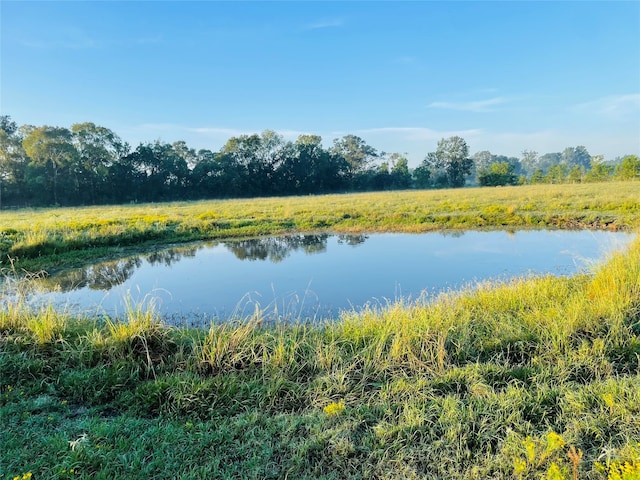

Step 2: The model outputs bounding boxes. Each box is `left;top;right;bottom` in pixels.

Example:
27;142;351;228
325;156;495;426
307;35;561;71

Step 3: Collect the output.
0;115;638;207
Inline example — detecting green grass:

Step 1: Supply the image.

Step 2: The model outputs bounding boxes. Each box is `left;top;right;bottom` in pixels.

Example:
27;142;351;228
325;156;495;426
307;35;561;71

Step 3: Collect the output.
1;182;639;272
1;234;639;478
1;183;639;478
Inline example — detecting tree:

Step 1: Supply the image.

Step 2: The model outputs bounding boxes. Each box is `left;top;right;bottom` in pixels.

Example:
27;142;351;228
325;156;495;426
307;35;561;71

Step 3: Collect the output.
537;152;562;173
23;126;78;205
172;140;198;170
614;155;640;180
412;157;432;188
389;153;411;189
584;156;613;182
478;161;518;187
331;135;377;177
71;122;127;204
0;122;29;208
0;115;18;136
277;135;334;194
472;150;493;181
544;163;568;184
520;150;539;177
220;131;291;196
567;165;584;183
191;149;232;198
562;146;591;170
434;136;473;188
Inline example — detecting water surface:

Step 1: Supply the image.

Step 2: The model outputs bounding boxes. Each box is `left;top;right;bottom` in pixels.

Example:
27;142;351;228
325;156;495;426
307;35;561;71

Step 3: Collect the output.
22;230;635;324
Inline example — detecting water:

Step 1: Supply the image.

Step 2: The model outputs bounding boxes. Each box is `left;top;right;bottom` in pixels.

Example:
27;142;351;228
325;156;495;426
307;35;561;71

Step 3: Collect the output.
15;230;635;325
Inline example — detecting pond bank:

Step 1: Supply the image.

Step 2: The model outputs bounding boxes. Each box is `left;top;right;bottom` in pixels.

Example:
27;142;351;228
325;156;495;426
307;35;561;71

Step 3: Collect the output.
18;230;636;325
1;235;639;478
1;183;639;273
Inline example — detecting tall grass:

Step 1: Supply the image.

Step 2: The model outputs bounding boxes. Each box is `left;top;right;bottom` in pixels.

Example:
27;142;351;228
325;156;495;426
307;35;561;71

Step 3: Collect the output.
5;235;638;478
1;183;639;478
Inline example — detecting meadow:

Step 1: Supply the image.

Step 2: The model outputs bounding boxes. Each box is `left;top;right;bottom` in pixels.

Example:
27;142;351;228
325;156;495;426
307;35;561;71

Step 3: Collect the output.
1;182;639;273
1;182;639;479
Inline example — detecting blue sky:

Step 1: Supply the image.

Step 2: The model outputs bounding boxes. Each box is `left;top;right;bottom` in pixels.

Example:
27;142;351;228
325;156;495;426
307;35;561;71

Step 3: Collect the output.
2;1;639;165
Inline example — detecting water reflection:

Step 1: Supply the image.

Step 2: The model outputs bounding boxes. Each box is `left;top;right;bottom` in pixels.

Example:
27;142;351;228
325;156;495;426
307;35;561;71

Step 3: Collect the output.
37;257;143;292
36;234;368;293
224;233;331;262
11;230;634;323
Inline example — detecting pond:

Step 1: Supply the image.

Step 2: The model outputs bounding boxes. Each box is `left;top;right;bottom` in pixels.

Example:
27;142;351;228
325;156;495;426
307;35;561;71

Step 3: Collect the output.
17;230;636;325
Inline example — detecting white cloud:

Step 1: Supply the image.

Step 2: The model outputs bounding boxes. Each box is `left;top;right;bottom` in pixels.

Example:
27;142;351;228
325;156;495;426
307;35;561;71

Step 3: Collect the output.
393;56;418;65
188;126;247;137
303;18;345;30
20;30;163;49
21;28;97;49
428;97;508;113
470;129;639;159
355;127;484;141
118;122;638;167
120;124;318;151
574;94;640;121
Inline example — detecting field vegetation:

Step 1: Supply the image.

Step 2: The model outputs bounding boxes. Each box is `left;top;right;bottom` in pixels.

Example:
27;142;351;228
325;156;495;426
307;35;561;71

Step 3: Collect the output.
1;183;639;479
1;182;639;273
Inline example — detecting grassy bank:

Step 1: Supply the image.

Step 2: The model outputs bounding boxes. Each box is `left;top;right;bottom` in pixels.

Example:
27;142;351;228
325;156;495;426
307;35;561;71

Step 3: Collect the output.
1;182;639;272
1;231;639;478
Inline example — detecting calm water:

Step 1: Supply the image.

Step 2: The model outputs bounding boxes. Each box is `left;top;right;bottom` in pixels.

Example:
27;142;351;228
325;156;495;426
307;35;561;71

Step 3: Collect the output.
20;230;635;324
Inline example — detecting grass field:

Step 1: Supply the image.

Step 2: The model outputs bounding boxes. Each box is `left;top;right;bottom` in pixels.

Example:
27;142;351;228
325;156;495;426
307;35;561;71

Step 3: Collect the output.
1;183;639;479
1;182;639;273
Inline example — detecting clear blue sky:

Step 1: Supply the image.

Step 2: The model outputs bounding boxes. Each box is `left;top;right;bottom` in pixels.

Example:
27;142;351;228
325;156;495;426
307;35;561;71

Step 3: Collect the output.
2;1;639;165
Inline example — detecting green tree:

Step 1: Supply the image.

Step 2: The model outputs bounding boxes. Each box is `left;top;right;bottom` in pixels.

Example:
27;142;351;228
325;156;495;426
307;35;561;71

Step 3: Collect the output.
0;120;28;208
584;156;613;182
412;158;432;188
562;146;591;170
567;165;584;183
0;115;18;135
614;155;640;180
220;131;291;196
537;152;562;173
389;153;411;189
331;135;378;177
71;122;127;204
434;136;473;188
520;149;539;177
472;150;493;183
530;168;546;184
23;126;78;205
544;163;568;184
282;134;342;194
478;161;518;186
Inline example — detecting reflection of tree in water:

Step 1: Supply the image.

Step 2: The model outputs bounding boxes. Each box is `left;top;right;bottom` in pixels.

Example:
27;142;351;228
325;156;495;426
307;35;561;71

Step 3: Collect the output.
145;244;203;266
37;243;209;293
34;235;370;292
224;234;369;262
440;230;466;238
337;234;368;246
37;257;143;292
224;234;329;262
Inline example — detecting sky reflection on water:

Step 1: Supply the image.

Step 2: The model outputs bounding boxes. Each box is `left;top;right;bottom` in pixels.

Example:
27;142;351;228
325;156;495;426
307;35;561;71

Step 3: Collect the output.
23;230;636;325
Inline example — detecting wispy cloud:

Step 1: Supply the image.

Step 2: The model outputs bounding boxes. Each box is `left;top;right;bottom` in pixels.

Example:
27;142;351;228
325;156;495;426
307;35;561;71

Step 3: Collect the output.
355;127;483;141
190;126;312;141
20;30;163;49
133;35;163;46
188;126;246;137
428;97;508;113
123;124;316;150
21;28;97;49
574;94;640;121
393;55;418;65
303;17;345;30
